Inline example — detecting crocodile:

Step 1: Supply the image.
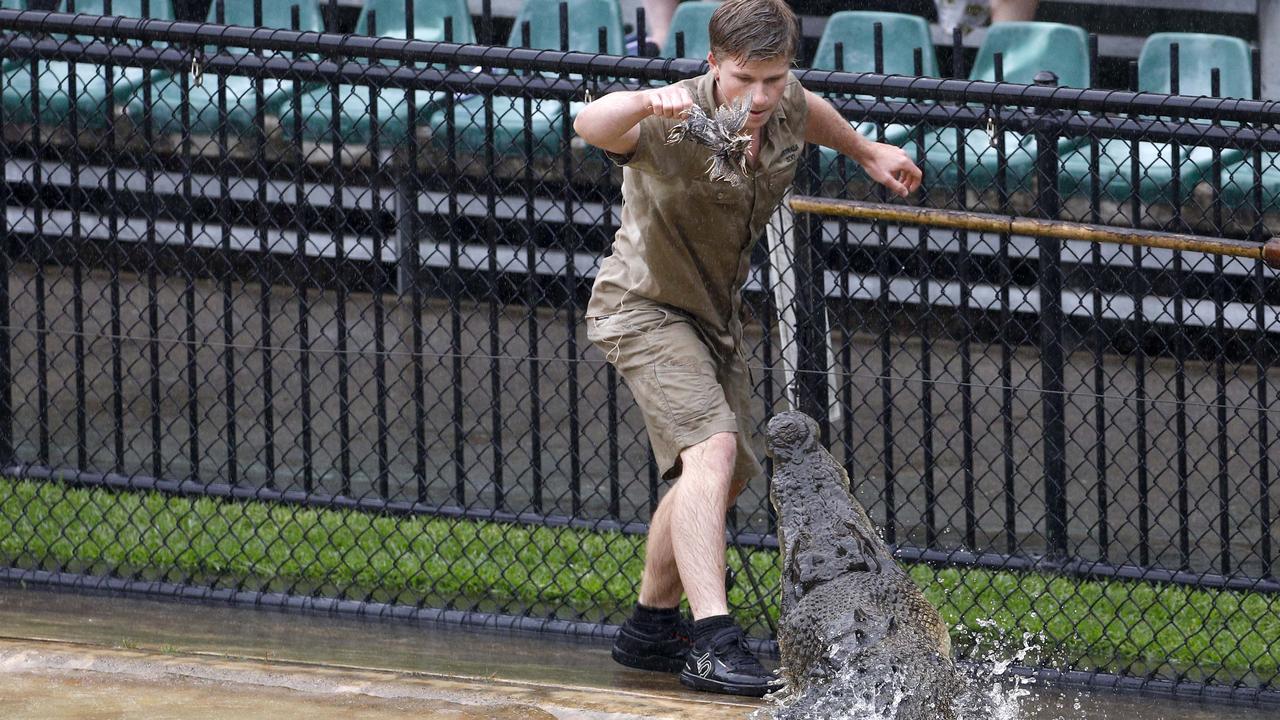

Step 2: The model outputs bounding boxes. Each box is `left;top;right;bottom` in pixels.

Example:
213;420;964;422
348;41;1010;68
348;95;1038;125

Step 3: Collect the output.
766;411;962;720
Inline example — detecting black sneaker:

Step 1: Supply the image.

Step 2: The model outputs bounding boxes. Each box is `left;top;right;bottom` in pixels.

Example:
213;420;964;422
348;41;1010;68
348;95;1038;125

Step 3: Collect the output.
611;614;694;673
678;624;784;697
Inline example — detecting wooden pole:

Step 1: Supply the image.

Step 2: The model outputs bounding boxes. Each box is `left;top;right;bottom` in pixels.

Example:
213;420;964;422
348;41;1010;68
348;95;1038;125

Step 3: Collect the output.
789;196;1280;268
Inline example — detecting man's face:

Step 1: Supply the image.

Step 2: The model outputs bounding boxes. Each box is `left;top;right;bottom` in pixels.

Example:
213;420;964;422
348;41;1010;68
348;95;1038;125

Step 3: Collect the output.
707;52;792;131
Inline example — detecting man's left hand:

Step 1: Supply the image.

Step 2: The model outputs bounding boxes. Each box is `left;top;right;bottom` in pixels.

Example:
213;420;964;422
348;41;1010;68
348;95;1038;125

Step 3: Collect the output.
855;142;923;198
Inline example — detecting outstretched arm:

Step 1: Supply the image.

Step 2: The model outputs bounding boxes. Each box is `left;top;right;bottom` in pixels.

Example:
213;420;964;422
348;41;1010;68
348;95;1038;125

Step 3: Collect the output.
803;89;922;198
573;84;694;156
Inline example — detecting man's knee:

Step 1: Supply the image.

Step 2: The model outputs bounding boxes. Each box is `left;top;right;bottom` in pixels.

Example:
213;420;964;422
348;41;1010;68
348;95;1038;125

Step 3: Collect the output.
681;432;738;479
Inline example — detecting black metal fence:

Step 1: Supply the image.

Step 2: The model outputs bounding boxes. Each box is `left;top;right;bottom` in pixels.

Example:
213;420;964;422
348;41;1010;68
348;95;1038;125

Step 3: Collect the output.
0;3;1279;705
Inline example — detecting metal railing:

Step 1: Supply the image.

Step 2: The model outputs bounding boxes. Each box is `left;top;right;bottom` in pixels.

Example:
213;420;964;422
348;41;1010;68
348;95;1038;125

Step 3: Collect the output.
0;5;1278;704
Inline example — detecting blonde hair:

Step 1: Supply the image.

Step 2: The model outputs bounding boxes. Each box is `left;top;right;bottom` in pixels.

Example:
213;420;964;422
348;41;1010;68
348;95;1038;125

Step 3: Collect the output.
707;0;800;62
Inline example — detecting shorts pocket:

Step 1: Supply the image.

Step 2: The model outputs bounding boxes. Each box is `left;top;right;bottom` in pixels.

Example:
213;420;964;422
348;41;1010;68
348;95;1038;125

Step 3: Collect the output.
589;308;667;342
588;308;670;365
652;362;722;427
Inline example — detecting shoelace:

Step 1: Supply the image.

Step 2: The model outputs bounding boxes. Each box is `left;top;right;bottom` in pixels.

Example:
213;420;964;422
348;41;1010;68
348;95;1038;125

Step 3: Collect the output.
708;628;768;674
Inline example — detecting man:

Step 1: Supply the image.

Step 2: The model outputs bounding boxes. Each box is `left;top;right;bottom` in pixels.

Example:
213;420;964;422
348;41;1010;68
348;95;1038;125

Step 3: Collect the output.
572;0;922;698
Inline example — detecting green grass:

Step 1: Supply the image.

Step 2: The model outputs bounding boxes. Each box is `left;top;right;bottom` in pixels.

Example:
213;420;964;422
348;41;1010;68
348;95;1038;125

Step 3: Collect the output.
1;476;1277;685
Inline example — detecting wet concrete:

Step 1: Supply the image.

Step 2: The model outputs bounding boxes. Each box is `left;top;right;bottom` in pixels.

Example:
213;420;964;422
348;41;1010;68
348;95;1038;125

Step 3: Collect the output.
0;660;565;720
0;583;756;719
0;584;1276;719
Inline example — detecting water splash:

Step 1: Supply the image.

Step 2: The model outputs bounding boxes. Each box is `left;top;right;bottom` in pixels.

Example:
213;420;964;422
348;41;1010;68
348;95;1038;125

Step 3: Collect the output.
754;623;1100;720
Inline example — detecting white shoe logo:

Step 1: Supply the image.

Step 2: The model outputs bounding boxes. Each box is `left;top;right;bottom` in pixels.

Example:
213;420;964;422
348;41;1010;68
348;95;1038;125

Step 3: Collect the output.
694;651;713;677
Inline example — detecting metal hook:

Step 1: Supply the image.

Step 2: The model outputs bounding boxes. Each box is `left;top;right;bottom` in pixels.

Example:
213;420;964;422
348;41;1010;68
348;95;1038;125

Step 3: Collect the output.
191;52;204;87
985;113;996;148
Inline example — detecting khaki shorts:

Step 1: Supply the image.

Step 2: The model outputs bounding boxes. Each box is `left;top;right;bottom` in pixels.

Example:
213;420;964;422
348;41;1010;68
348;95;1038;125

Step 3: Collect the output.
586;304;763;487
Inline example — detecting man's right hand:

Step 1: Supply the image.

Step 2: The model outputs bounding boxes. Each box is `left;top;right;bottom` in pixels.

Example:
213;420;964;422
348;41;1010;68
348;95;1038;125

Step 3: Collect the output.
643;86;695;119
574;84;694;157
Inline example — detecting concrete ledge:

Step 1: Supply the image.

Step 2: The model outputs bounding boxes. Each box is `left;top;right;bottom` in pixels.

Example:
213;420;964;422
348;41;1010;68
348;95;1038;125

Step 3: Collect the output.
0;637;760;719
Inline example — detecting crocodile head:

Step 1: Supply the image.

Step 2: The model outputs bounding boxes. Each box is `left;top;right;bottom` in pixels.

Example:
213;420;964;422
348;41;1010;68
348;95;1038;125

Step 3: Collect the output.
766;411;893;587
765;411;821;465
766;411;961;720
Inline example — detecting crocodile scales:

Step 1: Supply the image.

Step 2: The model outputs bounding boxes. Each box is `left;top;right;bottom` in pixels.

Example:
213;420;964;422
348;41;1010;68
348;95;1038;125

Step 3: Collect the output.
766;411;962;720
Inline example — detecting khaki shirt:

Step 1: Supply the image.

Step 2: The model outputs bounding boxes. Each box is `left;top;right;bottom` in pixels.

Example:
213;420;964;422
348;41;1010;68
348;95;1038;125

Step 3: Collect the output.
587;69;810;354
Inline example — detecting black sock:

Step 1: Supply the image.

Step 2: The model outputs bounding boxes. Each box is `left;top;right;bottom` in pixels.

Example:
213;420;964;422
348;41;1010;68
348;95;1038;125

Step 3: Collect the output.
692;614;736;644
631;602;681;630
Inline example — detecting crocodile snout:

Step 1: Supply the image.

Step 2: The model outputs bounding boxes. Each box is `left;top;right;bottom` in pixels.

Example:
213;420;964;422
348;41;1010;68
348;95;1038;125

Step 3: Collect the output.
766;411;820;461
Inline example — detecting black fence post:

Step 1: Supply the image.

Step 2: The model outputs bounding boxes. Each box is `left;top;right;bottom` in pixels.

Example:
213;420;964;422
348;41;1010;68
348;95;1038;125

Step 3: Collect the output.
635;6;646;56
0;53;9;468
395;166;418;292
1033;69;1069;560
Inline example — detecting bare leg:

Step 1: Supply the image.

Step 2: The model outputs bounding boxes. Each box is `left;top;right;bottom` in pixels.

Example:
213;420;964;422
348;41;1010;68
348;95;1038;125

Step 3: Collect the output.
670;432;738;619
637;485;684;608
990;0;1039;23
636;432;742;616
642;0;677;51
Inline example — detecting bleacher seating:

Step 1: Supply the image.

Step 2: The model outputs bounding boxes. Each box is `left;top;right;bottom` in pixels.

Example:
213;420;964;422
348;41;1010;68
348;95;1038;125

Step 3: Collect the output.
123;0;324;137
277;0;475;144
664;0;716;59
811;10;938;176
1060;32;1253;206
1;0;174;128
0;0;1271;214
427;0;623;157
1221;150;1280;214
919;21;1091;193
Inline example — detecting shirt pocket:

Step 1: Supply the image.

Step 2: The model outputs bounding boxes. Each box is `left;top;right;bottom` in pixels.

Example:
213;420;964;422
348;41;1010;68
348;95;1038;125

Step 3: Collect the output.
768;164;798;193
689;177;742;206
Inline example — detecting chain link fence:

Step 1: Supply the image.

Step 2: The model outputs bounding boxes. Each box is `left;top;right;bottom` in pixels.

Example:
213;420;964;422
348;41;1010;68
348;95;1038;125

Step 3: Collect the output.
0;2;1278;704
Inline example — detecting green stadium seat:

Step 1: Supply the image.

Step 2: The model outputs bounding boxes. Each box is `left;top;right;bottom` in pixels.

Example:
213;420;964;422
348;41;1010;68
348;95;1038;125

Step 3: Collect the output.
920;22;1090;193
430;0;624;157
969;22;1090;90
812;11;940;83
124;0;324;137
1061;32;1252;205
277;0;475;144
664;0;717;59
514;0;624;54
812;11;939;177
0;0;28;65
1220;156;1280;213
0;0;29;26
1;0;175;128
1138;33;1252;97
0;1;33;74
